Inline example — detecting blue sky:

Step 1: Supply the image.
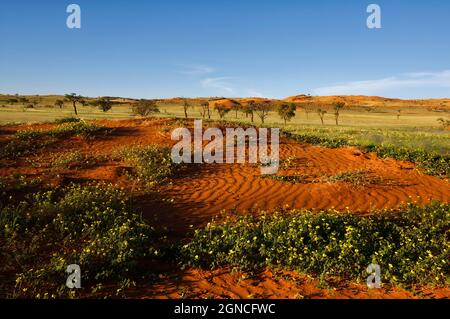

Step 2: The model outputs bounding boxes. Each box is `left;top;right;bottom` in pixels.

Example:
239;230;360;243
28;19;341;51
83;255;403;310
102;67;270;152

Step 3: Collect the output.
1;0;449;99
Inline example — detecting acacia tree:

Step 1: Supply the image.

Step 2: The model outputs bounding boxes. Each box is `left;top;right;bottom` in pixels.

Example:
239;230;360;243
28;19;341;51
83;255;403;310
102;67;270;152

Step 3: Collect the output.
243;101;255;122
55;99;64;109
254;103;272;124
214;103;230;120
333;102;345;126
65;93;84;115
132;99;160;117
231;101;242;119
278;103;296;125
303;105;314;119
317;108;327;125
30;99;40;108
97;97;113;112
365;106;375;113
7;98;18;105
200;101;210;119
437;118;450;129
19;97;29;106
182;99;191;119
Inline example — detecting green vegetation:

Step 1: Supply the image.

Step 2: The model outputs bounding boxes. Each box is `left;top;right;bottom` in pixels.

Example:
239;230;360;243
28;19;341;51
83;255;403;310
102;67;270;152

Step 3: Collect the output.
64;93;84;115
214;103;231;119
54;116;81;124
54;99;64;109
324;170;392;187
15;121;112;140
254;103;273;124
131;100;160;117
96;97;113;113
0;122;112;160
0;184;157;298
283;129;450;177
0;137;56;159
182;99;191;119
0;174;43;195
333;102;345;126
277;103;296;125
120;145;179;185
364;144;449;177
181;202;450;286
51;151;103;169
317;108;327;125
437;118;450;129
261;174;305;183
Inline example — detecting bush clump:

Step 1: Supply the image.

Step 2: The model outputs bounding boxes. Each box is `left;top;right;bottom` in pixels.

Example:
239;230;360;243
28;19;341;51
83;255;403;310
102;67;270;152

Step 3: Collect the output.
365;144;450;177
181;202;450;286
15;121;112;140
120;145;178;185
54;117;81;124
282;130;449;177
0;184;156;297
0;122;113;159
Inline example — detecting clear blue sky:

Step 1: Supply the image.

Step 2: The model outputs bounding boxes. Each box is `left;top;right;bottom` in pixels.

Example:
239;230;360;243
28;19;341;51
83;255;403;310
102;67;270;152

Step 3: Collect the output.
1;0;449;99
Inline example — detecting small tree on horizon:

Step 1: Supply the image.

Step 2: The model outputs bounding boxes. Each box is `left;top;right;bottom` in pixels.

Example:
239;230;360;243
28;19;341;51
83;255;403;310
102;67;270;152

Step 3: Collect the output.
26;99;39;109
19;97;29;106
231;102;242;119
254;103;272;124
278;103;296;125
317;108;327;125
132;99;160;117
333;102;345;126
97;97;113;112
214;103;230;120
200;101;210;119
437;118;450;129
55;99;64;109
65;93;84;115
303;105;314;119
182;99;191;119
243;101;255;122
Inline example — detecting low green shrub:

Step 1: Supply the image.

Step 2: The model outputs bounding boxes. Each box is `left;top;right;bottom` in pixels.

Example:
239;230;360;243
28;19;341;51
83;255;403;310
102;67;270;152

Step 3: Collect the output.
0;138;56;159
16;121;112;140
51;151;104;169
283;131;347;148
54;117;81;124
0;122;113;160
0;184;156;297
365;144;450;177
120;145;179;185
181;202;450;286
0;174;42;194
261;174;305;183
282;130;449;177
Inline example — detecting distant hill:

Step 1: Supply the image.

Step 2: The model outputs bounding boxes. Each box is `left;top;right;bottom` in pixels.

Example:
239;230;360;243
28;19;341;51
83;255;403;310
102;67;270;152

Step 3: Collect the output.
1;93;449;112
284;95;450;112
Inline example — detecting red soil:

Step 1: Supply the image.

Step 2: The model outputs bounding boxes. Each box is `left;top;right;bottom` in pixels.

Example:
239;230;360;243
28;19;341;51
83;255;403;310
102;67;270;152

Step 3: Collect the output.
1;118;449;299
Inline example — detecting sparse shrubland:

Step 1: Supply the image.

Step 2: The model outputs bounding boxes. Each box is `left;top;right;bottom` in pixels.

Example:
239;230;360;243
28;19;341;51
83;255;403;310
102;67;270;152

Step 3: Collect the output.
0;122;113;160
0;184;158;298
120;145;179;185
15;121;112;140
